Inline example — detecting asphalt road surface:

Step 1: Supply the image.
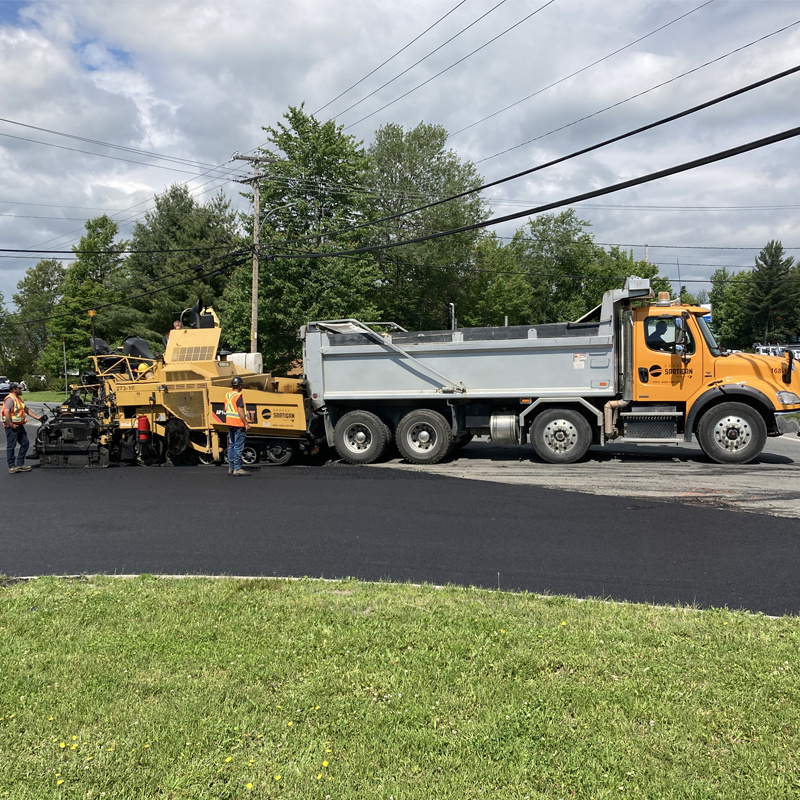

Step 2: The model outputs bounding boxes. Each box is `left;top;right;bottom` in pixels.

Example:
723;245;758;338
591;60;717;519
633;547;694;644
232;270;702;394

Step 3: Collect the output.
3;419;799;616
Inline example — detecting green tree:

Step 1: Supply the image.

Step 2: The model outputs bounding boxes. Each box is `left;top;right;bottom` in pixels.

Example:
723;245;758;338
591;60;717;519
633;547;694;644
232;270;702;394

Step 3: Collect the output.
508;210;668;323
679;285;709;306
745;240;797;344
365;122;488;330
125;185;240;343
41;216;125;378
708;268;756;349
457;235;531;327
221;105;380;371
9;258;66;378
0;289;13;376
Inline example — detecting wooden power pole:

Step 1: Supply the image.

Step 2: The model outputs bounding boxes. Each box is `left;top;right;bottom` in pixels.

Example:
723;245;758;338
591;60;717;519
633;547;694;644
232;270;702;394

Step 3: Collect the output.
232;153;277;354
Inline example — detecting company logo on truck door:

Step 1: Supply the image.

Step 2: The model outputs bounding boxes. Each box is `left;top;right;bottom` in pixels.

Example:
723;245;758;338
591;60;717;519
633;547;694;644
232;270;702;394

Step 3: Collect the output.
649;364;693;377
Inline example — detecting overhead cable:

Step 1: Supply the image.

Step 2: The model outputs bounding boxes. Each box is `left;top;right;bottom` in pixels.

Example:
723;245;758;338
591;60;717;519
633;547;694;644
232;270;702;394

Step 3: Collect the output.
449;0;715;138
266;125;800;260
3;253;248;328
342;0;558;130
477;18;800;164
330;0;511;119
272;64;800;249
313;0;471;115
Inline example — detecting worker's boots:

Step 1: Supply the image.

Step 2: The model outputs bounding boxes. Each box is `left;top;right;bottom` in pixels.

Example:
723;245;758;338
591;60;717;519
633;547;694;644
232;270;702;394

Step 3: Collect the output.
230;468;249;477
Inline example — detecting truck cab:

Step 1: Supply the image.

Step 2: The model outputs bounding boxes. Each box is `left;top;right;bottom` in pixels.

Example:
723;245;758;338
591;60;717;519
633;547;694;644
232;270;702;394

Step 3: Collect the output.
630;299;800;463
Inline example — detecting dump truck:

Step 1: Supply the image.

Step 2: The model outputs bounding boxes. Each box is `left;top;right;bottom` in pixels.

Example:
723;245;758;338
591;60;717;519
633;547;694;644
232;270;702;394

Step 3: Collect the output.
35;305;323;467
302;276;800;466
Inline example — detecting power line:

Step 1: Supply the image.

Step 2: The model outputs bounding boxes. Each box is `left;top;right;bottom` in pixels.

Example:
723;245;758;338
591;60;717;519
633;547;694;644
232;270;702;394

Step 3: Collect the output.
0;116;241;174
313;0;471;116
0;243;237;255
476;18;800;164
266;124;800;261
330;0;511;120
271;64;800;250
3;251;248;327
449;0;715;139
0;129;243;180
342;0;558;130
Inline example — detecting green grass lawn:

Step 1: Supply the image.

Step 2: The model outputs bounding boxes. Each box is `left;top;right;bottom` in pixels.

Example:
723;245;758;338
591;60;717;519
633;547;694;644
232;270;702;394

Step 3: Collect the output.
18;392;68;404
1;577;798;799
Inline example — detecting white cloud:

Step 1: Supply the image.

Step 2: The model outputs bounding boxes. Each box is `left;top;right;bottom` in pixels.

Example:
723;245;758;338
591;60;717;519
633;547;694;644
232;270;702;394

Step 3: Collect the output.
1;0;799;309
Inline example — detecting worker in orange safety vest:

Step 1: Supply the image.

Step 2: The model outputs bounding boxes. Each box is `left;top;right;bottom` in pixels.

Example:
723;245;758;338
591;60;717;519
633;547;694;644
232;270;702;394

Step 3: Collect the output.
225;375;250;476
3;382;42;474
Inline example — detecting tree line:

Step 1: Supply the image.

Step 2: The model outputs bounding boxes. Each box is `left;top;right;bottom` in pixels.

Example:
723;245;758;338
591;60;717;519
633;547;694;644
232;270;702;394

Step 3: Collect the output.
0;105;788;385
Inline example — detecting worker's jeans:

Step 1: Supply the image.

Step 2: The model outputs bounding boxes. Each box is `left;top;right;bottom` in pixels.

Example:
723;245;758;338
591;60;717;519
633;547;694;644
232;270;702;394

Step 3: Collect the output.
5;424;29;469
228;426;246;471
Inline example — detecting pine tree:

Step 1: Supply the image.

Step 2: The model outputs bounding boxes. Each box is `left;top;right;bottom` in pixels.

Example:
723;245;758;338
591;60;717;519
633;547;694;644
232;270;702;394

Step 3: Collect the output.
745;240;797;344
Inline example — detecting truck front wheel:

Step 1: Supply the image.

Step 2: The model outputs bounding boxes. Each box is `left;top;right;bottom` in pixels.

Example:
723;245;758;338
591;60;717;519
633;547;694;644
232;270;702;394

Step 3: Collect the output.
396;409;454;465
696;402;766;464
530;408;592;464
333;410;389;464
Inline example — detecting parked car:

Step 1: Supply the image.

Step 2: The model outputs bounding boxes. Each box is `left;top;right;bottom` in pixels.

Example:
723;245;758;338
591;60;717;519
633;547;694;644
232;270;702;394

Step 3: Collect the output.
0;375;10;401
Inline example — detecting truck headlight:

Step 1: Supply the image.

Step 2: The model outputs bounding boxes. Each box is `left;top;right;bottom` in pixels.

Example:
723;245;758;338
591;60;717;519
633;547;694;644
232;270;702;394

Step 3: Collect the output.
776;391;800;405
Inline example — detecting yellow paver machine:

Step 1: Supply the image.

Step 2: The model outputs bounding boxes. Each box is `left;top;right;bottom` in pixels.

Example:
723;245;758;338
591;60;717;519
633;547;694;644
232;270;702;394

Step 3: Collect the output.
35;307;324;467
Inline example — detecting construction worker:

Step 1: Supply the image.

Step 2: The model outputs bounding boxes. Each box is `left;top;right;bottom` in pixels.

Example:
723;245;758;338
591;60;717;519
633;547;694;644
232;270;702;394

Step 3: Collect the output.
3;382;42;474
225;375;250;476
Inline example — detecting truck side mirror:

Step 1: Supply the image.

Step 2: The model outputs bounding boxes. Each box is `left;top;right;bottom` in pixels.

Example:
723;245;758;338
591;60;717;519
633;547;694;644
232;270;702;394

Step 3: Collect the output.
674;316;686;345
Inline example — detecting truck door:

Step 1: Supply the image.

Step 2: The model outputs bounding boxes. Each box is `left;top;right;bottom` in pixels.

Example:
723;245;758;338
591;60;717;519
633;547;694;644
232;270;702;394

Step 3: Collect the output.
634;315;704;404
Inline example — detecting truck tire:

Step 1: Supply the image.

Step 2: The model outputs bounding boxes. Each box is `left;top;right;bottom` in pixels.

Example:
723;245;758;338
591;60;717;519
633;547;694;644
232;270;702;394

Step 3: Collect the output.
530;408;592;464
696;402;766;464
396;409;455;465
334;410;389;464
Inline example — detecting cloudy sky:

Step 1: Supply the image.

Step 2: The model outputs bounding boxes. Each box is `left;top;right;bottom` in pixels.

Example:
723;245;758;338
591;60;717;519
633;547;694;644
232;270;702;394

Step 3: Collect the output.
1;0;799;309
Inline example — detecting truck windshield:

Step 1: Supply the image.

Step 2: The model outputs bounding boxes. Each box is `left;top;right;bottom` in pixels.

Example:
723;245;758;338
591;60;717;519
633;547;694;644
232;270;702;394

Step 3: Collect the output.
695;315;721;357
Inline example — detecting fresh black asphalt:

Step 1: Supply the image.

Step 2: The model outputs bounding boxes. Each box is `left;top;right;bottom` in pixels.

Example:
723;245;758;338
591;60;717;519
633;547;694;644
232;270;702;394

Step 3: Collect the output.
2;453;799;616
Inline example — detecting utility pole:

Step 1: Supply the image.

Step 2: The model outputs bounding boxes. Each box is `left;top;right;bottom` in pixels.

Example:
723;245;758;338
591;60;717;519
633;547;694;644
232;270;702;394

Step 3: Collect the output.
232;153;278;354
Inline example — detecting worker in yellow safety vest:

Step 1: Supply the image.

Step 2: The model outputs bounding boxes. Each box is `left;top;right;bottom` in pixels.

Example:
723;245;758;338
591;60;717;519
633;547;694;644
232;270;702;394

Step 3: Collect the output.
225;375;250;476
3;382;42;474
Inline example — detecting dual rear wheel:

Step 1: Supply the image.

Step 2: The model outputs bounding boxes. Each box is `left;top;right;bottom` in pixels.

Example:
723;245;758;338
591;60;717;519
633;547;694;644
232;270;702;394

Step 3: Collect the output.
333;408;456;465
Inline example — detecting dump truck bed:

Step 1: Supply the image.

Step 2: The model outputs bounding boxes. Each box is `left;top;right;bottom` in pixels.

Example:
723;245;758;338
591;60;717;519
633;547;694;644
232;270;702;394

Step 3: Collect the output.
302;319;619;408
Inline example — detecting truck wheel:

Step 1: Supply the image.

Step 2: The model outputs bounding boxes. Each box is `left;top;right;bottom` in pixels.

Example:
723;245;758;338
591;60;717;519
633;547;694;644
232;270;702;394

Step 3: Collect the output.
696;402;766;464
396;409;454;465
334;410;389;464
530;408;592;464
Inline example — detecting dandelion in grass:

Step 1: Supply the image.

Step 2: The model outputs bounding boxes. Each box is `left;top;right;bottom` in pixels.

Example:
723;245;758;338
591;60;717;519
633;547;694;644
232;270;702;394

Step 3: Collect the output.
322;761;329;767
246;783;253;790
56;780;64;786
225;757;232;763
274;774;281;781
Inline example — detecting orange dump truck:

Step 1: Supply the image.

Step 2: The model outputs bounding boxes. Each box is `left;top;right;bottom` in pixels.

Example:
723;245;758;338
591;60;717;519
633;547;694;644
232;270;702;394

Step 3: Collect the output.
302;277;800;465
